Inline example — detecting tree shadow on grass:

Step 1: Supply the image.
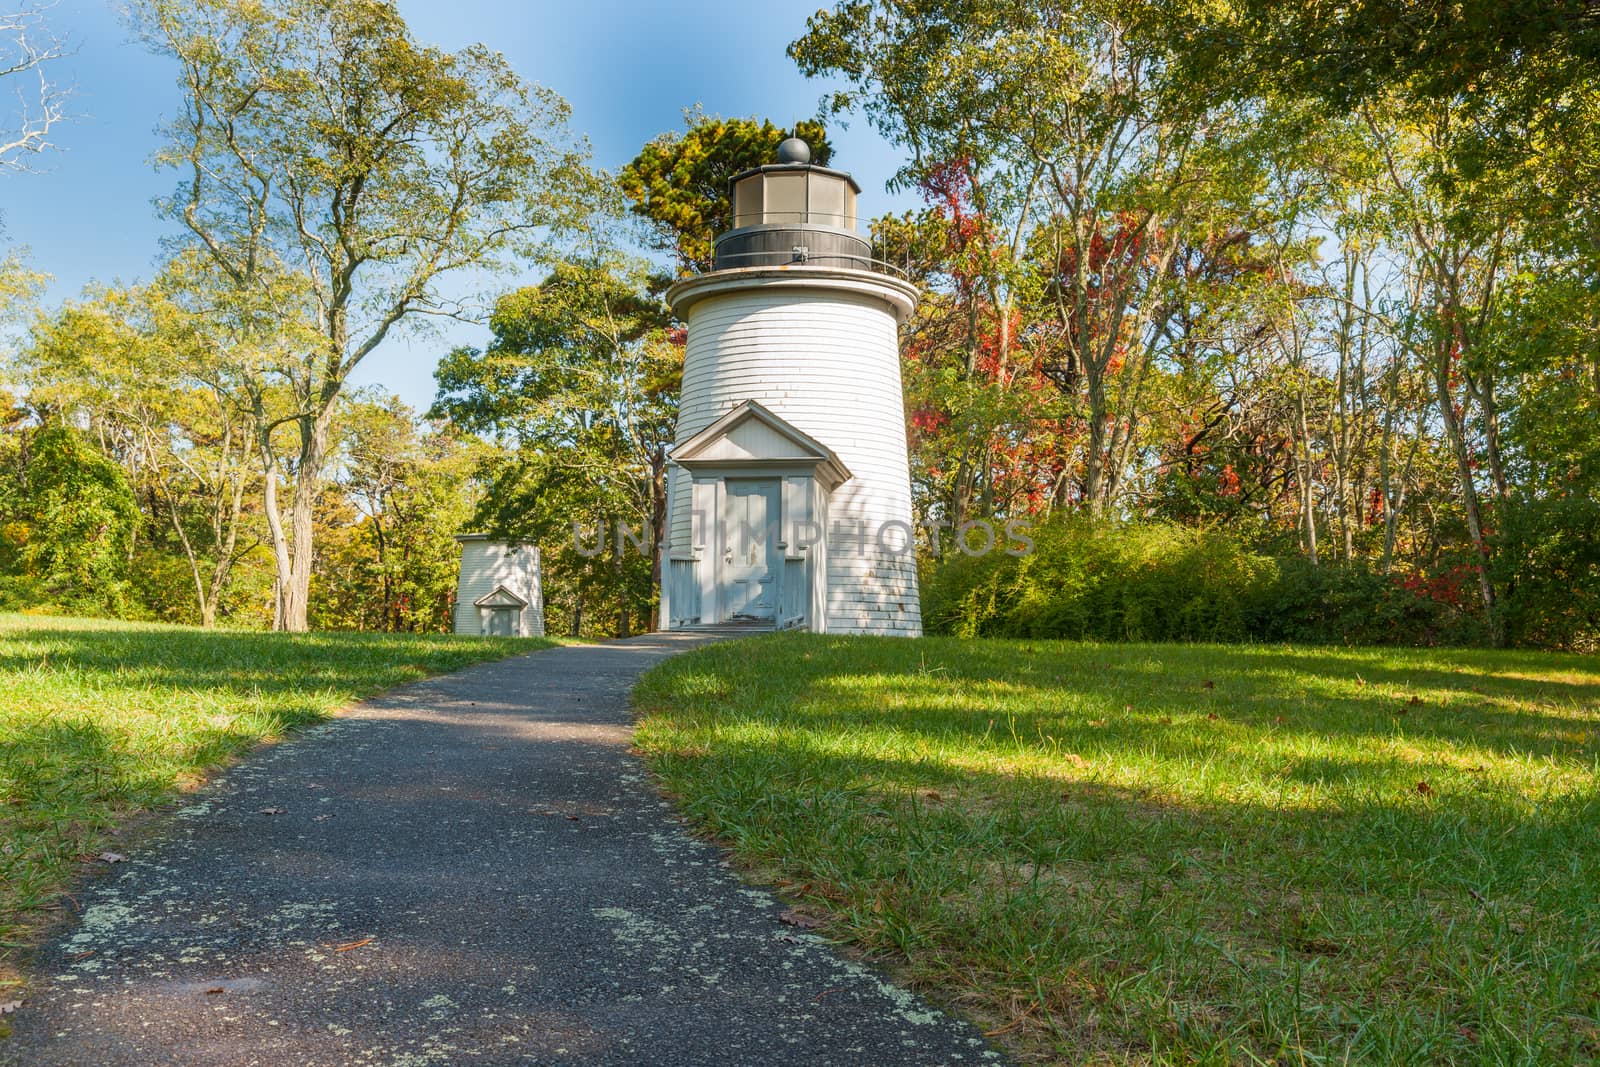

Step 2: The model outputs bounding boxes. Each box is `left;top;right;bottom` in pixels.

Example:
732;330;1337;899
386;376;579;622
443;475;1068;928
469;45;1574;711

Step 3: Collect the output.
640;718;1600;1064
0;621;542;964
0;624;541;703
0;713;258;959
651;633;1600;770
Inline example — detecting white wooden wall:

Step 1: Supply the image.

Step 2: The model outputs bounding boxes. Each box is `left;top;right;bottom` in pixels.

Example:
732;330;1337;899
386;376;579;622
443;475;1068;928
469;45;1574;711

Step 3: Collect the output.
665;284;922;636
452;541;546;637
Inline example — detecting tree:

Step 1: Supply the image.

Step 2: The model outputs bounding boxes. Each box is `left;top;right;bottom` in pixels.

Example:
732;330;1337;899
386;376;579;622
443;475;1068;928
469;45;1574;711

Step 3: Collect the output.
794;0;1285;518
1182;0;1600;254
0;424;140;613
24;274;265;626
133;0;589;631
1184;0;1600;112
0;2;68;170
433;255;679;637
312;397;483;632
618;112;833;274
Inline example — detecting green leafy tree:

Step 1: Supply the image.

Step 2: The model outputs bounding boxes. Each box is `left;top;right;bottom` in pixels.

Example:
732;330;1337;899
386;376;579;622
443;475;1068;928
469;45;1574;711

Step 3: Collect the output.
618;112;832;274
24;275;265;626
312;397;484;632
0;425;141;613
433;255;678;636
1184;0;1600;113
133;0;590;631
794;0;1288;516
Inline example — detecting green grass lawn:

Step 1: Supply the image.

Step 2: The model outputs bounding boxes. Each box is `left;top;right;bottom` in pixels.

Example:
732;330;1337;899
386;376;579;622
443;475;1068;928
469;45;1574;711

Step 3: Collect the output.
634;634;1600;1065
0;613;551;981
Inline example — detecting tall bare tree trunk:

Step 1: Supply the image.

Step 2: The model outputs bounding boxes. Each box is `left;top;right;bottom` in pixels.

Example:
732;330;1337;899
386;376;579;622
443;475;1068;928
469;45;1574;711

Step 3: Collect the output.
259;437;292;631
1436;351;1502;644
1296;380;1319;565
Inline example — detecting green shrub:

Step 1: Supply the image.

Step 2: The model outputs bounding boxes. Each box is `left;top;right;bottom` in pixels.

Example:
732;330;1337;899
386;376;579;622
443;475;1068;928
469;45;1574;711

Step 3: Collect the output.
923;518;1273;642
1496;489;1600;651
922;517;1487;646
1246;556;1484;646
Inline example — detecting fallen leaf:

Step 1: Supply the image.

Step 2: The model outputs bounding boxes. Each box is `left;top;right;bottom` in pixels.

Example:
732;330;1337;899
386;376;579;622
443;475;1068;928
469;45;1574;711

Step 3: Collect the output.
257;807;286;816
313;814;332;822
1274;715;1286;725
1063;753;1086;767
69;950;95;961
1206;712;1219;721
97;852;125;864
1088;718;1107;728
812;987;841;1003
0;1000;20;1014
920;789;942;801
332;937;373;953
1416;781;1434;797
203;986;225;996
778;909;824;930
1201;679;1215;690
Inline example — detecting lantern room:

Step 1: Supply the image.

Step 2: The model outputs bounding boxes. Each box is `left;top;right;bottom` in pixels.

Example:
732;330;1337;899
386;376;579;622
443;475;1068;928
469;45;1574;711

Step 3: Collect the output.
713;137;872;272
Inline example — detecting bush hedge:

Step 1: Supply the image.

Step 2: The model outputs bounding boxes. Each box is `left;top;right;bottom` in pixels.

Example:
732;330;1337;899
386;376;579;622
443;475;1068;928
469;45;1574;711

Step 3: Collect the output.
922;518;1487;646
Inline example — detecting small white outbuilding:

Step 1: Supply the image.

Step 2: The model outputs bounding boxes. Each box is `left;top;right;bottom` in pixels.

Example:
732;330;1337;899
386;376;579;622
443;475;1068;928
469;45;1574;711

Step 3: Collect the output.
452;534;545;637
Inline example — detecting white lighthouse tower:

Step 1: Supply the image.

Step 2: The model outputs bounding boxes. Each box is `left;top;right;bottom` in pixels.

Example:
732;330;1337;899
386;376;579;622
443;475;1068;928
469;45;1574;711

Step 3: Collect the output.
659;139;922;636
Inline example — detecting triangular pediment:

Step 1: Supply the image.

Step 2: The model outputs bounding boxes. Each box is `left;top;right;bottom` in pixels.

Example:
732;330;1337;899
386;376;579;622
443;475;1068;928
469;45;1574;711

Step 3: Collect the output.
474;584;529;609
671;401;852;487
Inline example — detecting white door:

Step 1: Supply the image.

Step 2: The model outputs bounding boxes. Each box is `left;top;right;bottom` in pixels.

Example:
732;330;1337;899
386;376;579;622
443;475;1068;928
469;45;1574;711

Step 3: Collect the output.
487;607;518;636
720;479;780;621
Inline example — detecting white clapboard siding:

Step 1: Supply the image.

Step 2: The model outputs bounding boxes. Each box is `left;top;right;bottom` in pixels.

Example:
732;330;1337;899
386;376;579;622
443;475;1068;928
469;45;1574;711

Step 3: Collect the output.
452;538;546;637
665;273;922;637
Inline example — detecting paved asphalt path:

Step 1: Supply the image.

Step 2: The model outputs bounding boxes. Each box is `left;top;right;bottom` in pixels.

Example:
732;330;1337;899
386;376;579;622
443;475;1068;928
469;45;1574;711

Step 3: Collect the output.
4;633;1004;1066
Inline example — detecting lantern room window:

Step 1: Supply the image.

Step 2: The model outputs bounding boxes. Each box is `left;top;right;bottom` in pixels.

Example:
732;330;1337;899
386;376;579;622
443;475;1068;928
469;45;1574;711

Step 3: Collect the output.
729;166;860;231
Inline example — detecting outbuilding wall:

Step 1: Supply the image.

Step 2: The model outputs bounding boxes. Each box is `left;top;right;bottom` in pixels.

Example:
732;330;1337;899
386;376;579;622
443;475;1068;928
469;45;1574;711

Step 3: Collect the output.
452;540;545;637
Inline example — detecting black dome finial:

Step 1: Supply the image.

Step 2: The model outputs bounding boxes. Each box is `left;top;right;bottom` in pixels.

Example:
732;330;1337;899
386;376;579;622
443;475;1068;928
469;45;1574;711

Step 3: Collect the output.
776;137;811;165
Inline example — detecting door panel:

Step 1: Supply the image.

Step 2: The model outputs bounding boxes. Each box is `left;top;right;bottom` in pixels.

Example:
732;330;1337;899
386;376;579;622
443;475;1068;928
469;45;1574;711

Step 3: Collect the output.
720;480;780;620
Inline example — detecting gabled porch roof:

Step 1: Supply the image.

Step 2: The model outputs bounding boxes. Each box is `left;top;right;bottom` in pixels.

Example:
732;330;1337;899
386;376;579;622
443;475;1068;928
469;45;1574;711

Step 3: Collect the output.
669;400;852;489
474;584;529;609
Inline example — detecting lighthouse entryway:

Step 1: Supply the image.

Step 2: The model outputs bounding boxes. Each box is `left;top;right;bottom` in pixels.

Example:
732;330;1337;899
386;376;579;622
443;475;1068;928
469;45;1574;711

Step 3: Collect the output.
662;400;855;633
720;478;780;621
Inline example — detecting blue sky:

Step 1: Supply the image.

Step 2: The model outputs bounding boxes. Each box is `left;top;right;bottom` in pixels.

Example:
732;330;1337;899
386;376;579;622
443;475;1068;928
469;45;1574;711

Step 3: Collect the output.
1;0;914;410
